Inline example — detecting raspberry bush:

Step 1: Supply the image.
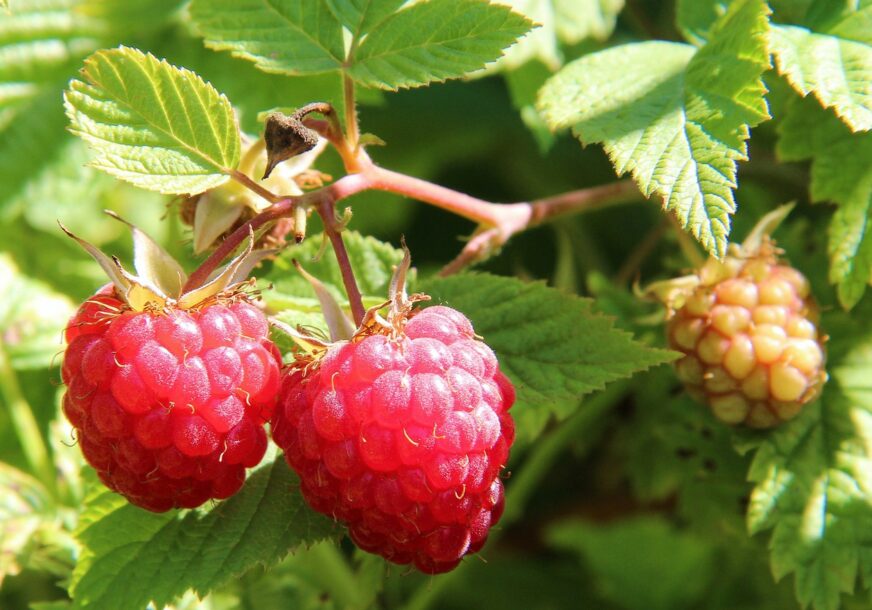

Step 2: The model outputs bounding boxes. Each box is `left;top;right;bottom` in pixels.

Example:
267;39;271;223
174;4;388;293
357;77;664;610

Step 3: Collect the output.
0;1;870;610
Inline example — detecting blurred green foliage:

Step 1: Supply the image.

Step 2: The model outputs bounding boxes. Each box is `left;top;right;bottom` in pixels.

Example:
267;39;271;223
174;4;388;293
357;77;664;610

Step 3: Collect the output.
2;0;872;609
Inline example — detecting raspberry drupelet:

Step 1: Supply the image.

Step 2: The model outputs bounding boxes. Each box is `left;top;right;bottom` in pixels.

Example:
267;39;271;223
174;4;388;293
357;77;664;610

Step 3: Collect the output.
272;304;515;574
667;240;827;428
63;285;281;511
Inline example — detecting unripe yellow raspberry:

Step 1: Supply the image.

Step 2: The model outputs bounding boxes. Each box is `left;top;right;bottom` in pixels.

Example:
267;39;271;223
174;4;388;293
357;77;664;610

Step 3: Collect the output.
667;243;827;428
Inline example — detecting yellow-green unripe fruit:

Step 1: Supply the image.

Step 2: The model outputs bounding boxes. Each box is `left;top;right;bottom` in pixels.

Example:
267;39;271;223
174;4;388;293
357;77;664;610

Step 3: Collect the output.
667;244;827;428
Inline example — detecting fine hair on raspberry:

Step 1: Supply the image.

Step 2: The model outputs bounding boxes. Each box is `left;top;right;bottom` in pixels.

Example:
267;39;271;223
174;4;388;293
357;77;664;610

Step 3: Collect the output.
272;304;516;573
62;285;282;511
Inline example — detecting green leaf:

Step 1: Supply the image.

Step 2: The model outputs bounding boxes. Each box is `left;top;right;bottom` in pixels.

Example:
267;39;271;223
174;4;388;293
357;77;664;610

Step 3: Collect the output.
824;1;872;44
505;61;555;151
153;23;349;134
69;456;335;610
539;0;771;257
189;0;345;76
485;0;561;72
0;254;74;370
74;0;185;33
482;0;624;74
0;462;50;585
0;89;71;220
0;0;102;100
790;0;871;42
325;0;405;38
771;19;872;132
31;602;72;610
347;0;534;90
450;0;626;74
14;137;141;234
619;367;750;528
769;0;817;24
352;551;387;609
547;516;716;610
777;99;872;308
0;3;171;237
48;413;87;509
420;272;676;441
64;46;241;195
552;0;624;44
0;0;103;218
0;446;77;587
216;541;357;610
0;218;101;302
746;303;872;610
675;0;730;45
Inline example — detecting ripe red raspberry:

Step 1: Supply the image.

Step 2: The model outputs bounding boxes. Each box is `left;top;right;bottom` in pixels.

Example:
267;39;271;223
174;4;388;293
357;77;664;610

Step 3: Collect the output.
62;284;281;511
272;305;515;573
667;245;826;427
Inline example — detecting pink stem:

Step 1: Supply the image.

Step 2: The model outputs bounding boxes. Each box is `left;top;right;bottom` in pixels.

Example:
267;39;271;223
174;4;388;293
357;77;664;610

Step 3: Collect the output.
189;157;640;291
528;180;641;225
183;198;294;292
184;174;373;293
363;165;526;228
318;197;366;325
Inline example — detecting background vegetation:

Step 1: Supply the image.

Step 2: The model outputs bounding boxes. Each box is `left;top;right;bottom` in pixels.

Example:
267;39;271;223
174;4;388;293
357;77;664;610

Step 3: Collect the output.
1;0;871;609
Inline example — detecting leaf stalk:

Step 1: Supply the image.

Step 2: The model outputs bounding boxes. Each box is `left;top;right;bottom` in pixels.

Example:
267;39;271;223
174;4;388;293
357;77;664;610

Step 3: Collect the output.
318;195;367;326
343;73;360;155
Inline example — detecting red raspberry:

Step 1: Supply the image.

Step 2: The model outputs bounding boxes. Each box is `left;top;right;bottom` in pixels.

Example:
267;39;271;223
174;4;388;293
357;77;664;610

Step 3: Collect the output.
62;285;281;511
272;305;515;573
667;245;827;427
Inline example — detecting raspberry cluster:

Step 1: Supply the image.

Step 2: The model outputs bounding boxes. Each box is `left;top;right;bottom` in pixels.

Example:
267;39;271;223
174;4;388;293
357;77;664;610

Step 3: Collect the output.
667;251;826;427
63;286;281;511
271;306;515;573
